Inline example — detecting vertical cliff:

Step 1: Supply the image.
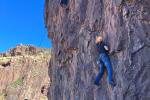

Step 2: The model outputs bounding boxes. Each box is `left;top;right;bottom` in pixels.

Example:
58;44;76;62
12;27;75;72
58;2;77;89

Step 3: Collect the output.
0;45;51;100
45;0;150;100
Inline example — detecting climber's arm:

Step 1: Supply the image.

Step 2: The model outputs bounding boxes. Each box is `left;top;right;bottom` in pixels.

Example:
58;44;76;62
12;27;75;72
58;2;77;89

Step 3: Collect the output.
104;45;109;51
95;40;100;64
102;41;109;51
96;43;100;50
95;39;100;49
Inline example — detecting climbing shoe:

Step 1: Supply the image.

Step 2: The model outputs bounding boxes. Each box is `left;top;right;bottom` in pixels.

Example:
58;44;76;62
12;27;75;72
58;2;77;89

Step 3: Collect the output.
109;81;116;87
94;80;100;86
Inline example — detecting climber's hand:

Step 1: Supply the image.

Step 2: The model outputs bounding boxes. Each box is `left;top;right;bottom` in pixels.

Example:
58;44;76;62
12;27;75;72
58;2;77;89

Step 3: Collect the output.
96;36;103;43
95;38;99;43
104;45;109;51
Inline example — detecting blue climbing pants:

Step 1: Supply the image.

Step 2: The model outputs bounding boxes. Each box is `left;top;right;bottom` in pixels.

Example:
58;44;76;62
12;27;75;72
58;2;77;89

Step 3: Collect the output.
95;53;113;85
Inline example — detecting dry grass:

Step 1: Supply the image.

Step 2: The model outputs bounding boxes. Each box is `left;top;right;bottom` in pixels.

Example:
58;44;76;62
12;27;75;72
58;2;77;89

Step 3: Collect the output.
39;96;48;100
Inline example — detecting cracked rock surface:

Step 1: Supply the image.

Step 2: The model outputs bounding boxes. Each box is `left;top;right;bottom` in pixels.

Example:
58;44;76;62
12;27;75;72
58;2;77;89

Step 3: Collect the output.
45;0;150;100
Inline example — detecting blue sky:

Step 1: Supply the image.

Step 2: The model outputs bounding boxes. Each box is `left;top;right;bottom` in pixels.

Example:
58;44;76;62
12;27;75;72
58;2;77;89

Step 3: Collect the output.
0;0;51;52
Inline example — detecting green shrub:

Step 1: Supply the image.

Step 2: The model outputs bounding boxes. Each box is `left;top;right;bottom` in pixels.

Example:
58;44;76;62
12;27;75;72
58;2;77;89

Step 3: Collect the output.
9;77;23;88
0;92;7;100
0;93;6;96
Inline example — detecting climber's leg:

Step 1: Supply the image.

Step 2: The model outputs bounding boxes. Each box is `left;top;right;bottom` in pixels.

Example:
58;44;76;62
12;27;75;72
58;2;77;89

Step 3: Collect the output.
101;54;115;86
94;61;105;86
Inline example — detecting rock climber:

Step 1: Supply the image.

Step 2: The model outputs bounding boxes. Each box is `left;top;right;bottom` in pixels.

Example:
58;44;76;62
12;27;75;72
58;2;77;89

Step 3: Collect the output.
60;0;68;7
94;35;115;87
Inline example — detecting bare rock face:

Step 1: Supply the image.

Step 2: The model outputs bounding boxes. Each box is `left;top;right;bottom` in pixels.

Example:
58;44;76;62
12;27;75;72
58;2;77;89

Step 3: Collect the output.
0;44;51;100
45;0;150;100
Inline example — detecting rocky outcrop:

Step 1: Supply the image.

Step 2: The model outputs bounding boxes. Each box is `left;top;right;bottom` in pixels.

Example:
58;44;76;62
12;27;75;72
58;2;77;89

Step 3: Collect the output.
0;44;51;100
45;0;150;100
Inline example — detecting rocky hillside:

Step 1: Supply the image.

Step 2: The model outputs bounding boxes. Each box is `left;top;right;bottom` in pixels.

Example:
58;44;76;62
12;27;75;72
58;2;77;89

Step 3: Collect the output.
45;0;150;100
0;44;51;100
